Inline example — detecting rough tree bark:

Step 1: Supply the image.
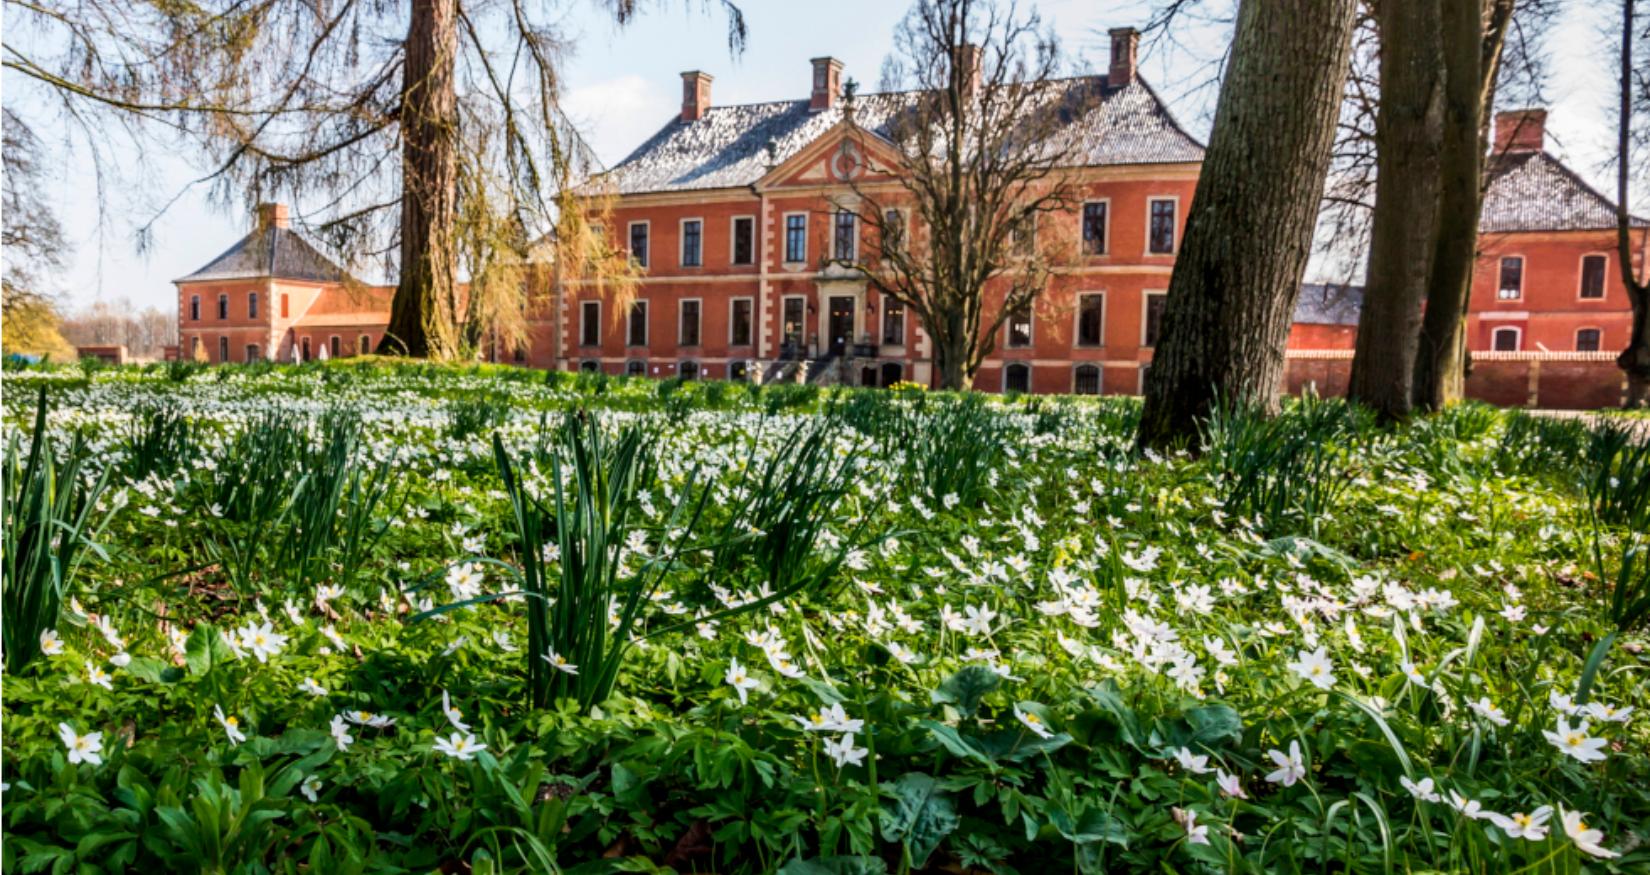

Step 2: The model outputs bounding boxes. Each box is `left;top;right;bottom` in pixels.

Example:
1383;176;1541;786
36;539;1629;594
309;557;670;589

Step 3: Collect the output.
1347;0;1444;421
1136;0;1358;449
380;0;460;359
1617;0;1650;407
1411;0;1484;411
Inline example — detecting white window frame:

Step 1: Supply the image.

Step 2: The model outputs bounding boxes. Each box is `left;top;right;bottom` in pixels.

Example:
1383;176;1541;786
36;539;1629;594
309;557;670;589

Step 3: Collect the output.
678;297;704;347
1006;305;1034;348
245;343;260;362
729;296;755;346
627;220;650;268
730;215;756;266
1141;290;1168;347
1002;362;1033;393
678;360;700;380
1080;199;1111;256
248;291;259;319
1491;326;1522;351
679;217;704;268
1145;196;1180;255
1578;253;1609;300
626;300;649;348
881;297;906;346
1496;255;1525;300
783;212;809;265
781;294;808;349
1073;363;1103;395
880;207;910;256
832;209;858;262
1575;326;1602;352
580;299;602;347
625;359;647;377
1074;291;1106;348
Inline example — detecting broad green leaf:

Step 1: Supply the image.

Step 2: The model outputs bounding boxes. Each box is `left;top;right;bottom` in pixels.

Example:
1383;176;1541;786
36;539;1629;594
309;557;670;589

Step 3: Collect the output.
931;666;999;717
879;773;959;868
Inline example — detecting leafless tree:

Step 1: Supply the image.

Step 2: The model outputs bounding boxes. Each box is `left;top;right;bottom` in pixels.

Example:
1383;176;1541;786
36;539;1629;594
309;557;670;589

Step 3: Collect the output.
58;301;178;360
1616;0;1650;407
843;0;1083;390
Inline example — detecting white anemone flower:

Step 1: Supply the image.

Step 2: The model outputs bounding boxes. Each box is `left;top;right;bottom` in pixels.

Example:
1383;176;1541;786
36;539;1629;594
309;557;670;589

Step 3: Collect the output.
1488;806;1552;841
823;733;869;768
441;690;470;732
1561;809;1618;859
1543;718;1607;763
58;723;104;766
542;648;579;675
1264;741;1306;787
1400;776;1441;803
329;714;355;751
214;705;248;745
433;731;487;761
1173;747;1213;775
724;659;759;705
1287;647;1336;690
1013;706;1053;740
39;629;64;656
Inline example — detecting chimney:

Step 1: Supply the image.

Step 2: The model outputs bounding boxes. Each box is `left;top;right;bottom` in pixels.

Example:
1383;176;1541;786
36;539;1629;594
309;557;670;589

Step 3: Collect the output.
681;70;713;123
1494;109;1546;153
953;43;983;98
810;57;844;112
256;203;290;229
1108;27;1140;87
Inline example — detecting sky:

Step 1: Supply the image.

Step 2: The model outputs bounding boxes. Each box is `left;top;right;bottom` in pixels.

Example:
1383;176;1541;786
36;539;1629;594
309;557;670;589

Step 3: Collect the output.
11;0;1633;313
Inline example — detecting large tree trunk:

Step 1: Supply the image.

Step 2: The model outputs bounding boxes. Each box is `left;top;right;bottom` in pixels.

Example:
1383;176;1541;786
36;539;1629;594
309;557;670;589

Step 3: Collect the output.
1616;0;1650;408
1411;0;1484;411
1347;0;1444;421
379;0;460;359
1136;0;1357;449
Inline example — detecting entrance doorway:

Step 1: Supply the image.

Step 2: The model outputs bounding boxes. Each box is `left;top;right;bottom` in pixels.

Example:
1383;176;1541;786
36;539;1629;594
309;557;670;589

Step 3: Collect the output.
827;296;854;356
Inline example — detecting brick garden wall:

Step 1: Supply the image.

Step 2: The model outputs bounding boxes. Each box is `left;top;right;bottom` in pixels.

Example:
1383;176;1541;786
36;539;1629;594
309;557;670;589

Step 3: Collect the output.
1283;350;1627;410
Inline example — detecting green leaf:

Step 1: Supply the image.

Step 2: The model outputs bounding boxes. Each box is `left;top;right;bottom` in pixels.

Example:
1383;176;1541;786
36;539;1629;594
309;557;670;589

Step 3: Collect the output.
1049;806;1129;847
976;729;1071;763
879;773;959;868
183;624;231;677
777;857;889;875
123;657;184;684
918;719;996;768
931;666;1000;717
1183;704;1243;746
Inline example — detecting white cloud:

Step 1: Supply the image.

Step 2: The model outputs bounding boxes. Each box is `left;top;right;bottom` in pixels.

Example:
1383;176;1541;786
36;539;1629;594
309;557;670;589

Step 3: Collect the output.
562;75;673;169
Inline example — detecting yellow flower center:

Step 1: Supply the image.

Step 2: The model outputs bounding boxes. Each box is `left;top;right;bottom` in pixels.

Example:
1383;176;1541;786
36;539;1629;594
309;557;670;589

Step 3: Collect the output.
1566;733;1584;746
1514;814;1532;827
226;716;238;727
1025;713;1041;725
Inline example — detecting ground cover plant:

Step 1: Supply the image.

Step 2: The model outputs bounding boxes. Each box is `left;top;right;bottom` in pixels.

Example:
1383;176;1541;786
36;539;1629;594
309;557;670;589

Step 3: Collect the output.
2;360;1647;874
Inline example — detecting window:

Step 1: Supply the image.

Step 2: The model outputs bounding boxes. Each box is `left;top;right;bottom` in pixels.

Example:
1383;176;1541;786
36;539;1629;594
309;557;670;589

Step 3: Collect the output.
218;294;229;320
513;345;526;363
880;362;902;387
1081;202;1108;255
679;299;701;346
834;210;856;260
581;300;601;347
1004;362;1031;394
1492;327;1521;351
1010;212;1036;257
629;222;649;267
730;298;754;346
1074;364;1101;395
882;300;905;345
785;214;807;263
782;297;806;351
329;336;341;358
281;294;290;318
217;336;229;362
882;209;905;254
358;335;370;355
1143;292;1167;347
729;360;749;382
248;292;259;319
245;344;260;362
1580;254;1607;299
627;301;648;347
1497;257;1523;300
626;360;646;377
190;295;201;321
678;361;699;380
732;217;755;265
681;219;703;267
1076;293;1104;347
579;360;600;373
300;337;311;360
1007;307;1032;348
1148;199;1177;254
1576;328;1601;352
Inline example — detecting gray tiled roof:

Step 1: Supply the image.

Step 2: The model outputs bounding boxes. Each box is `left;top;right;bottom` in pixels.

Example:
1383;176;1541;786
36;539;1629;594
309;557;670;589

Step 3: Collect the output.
1480;151;1647;233
1294;283;1364;325
177;226;349;283
601;76;1205;195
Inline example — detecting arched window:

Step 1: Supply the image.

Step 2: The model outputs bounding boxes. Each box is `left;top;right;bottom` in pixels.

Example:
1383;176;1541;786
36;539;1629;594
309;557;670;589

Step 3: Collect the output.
579;360;600;373
626;360;647;377
1074;364;1101;395
1491;327;1521;352
329;335;341;357
678;361;699;380
1003;362;1031;394
1575;328;1601;352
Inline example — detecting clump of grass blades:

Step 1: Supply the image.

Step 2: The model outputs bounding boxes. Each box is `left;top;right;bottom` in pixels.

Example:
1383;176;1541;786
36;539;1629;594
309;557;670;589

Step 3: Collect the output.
2;389;112;673
122;404;195;481
446;397;510;441
1202;394;1363;536
202;410;311;597
1493;412;1589;480
1584;422;1650;531
894;394;1010;507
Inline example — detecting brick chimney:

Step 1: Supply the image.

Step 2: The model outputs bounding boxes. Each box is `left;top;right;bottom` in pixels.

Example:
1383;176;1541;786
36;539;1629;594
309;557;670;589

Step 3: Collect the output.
256;203;290;229
810;57;844;112
1109;27;1140;87
953;43;983;98
1494;109;1546;153
681;71;713;123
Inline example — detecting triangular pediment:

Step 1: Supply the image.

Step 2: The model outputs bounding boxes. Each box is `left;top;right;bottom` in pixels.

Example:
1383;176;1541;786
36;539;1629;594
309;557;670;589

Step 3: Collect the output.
754;121;902;191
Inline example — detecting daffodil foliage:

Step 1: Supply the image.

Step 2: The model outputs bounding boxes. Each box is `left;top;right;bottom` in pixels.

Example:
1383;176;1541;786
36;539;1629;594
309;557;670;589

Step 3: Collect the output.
2;360;1647;874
